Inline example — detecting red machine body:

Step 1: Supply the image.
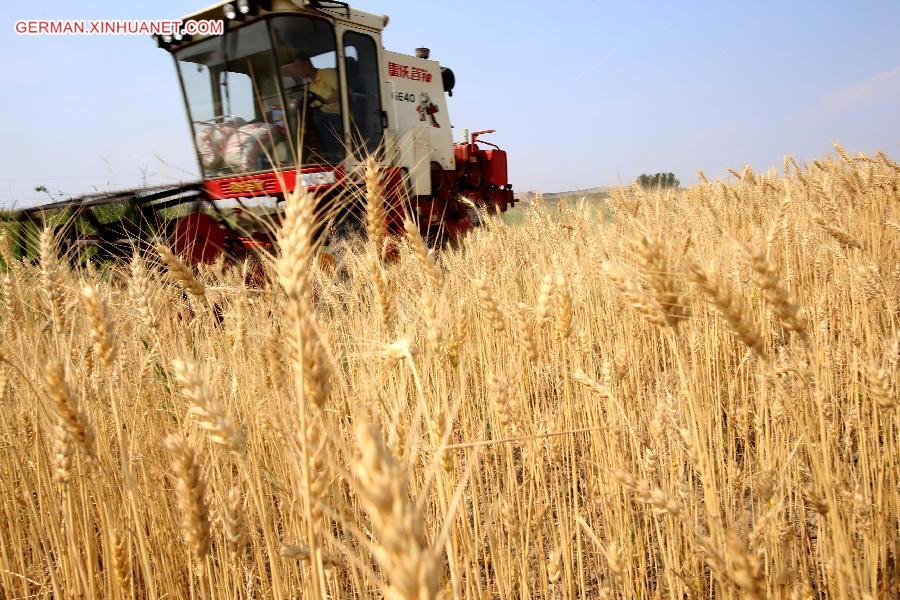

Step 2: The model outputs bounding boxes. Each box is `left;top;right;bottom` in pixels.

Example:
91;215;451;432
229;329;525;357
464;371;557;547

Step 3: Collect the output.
202;165;342;201
401;130;515;246
172;164;415;264
452;130;515;213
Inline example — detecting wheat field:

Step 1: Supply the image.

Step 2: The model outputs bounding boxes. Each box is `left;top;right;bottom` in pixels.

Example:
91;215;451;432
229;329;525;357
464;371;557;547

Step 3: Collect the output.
0;147;897;599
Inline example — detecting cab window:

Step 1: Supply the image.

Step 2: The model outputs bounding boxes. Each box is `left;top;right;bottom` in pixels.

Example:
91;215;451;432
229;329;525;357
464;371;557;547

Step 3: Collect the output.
270;16;344;164
343;31;383;157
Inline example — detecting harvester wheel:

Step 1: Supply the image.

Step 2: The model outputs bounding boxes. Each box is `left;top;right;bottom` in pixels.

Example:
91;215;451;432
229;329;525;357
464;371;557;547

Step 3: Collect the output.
171;212;226;265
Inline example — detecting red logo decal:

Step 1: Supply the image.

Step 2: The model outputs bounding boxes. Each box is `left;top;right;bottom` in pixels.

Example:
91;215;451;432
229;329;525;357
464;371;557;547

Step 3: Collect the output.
416;93;440;127
388;61;432;83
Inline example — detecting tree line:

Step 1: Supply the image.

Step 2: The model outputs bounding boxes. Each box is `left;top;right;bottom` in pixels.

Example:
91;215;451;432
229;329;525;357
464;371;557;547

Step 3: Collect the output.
636;172;679;189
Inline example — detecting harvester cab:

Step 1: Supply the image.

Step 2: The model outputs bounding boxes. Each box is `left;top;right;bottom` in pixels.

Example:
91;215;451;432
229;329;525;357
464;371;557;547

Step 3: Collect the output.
4;0;515;266
156;0;515;257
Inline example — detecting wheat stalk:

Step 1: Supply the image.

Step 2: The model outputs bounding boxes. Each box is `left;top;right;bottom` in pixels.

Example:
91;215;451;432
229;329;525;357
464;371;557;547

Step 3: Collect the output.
366;252;393;331
0;148;896;599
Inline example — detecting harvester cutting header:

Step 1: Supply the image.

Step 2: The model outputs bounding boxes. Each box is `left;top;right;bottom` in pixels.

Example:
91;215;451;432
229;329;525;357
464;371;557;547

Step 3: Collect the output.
5;0;515;265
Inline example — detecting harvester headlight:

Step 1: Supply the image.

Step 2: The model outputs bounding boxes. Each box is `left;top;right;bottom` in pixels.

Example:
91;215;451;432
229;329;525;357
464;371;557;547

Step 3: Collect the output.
161;34;174;44
223;3;239;20
237;0;253;15
301;170;336;187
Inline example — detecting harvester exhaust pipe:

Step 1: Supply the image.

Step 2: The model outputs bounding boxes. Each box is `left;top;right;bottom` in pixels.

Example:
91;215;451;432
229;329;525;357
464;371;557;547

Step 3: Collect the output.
415;47;430;59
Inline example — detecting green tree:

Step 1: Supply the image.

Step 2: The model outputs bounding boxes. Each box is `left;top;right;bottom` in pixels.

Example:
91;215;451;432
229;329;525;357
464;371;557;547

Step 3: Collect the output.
636;172;680;189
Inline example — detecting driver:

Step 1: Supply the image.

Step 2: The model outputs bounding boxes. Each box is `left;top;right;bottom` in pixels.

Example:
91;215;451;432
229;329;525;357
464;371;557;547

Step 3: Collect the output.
281;51;343;162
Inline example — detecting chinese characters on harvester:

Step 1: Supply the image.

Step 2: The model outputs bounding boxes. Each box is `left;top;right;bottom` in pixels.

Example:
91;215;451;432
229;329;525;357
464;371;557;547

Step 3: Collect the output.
388;61;432;83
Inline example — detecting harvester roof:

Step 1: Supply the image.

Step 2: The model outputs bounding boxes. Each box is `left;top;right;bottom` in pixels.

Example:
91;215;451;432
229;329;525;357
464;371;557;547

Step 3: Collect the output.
180;0;388;34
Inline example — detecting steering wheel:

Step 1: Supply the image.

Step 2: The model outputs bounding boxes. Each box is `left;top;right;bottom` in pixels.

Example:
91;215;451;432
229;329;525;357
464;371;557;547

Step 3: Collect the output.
308;89;328;109
284;82;327;112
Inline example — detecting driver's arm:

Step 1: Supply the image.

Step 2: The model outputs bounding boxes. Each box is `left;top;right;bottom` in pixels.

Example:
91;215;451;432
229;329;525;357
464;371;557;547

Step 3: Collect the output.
319;69;340;105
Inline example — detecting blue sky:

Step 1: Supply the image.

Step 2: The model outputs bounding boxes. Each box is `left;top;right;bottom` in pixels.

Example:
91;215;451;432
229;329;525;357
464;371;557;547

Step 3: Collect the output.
2;0;899;207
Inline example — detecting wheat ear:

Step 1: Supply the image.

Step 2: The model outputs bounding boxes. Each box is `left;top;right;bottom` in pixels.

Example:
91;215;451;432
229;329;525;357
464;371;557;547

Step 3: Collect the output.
404;217;441;291
39;228;65;318
129;253;160;331
515;302;538;361
173;358;244;455
601;261;668;328
365;156;386;253
749;250;807;338
688;261;767;359
275;184;316;301
474;275;505;332
223;487;248;558
82;284;118;368
0;229;15;267
866;364;894;409
156;243;206;299
44;360;95;482
111;530;131;592
553;272;573;339
636;232;689;327
164;434;210;562
353;419;441;599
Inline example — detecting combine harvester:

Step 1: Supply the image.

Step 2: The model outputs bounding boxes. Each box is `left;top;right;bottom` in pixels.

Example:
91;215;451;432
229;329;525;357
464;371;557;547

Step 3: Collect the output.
4;0;515;265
